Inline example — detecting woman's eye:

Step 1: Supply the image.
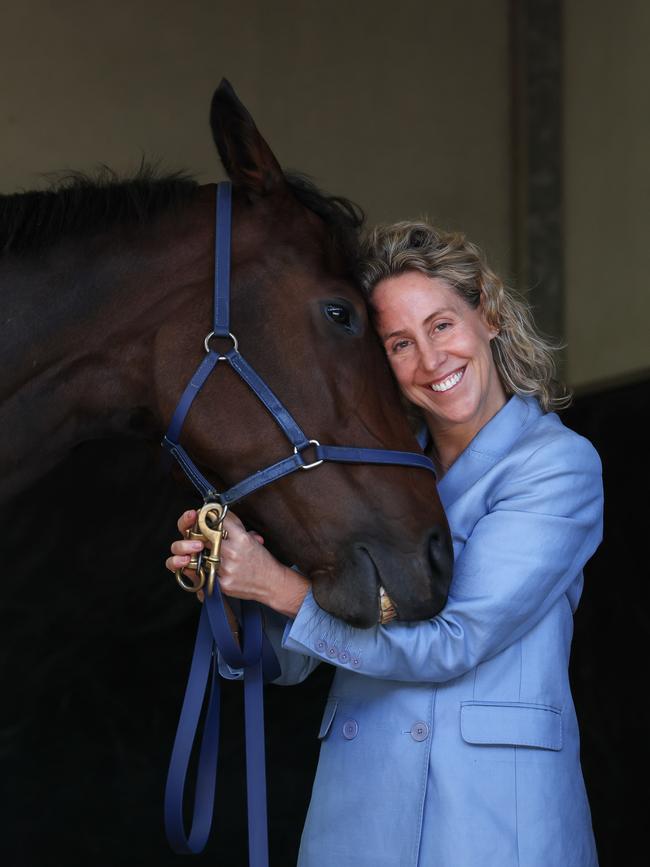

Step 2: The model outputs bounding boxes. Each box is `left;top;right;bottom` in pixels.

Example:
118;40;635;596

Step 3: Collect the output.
434;321;450;332
391;339;411;353
325;304;351;328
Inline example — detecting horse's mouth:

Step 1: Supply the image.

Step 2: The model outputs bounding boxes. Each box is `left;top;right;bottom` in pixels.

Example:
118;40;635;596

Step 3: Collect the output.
310;545;405;627
362;546;399;624
378;585;398;624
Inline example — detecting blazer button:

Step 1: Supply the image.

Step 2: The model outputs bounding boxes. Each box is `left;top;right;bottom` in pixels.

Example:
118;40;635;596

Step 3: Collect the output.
315;639;327;652
342;719;359;740
350;656;362;669
327;645;338;658
410;721;429;742
338;649;350;664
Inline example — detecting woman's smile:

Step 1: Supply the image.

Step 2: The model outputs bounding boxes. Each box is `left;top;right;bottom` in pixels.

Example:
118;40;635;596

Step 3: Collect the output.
428;365;466;392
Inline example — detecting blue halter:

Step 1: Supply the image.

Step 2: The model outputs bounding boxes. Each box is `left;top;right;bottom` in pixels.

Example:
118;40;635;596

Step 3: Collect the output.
162;181;436;864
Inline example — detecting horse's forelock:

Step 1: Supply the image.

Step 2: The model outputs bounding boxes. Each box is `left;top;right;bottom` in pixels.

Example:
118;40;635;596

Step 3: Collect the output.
284;172;364;271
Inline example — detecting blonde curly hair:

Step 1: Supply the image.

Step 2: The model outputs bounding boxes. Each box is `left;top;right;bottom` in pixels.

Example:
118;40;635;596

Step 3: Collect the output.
358;221;570;413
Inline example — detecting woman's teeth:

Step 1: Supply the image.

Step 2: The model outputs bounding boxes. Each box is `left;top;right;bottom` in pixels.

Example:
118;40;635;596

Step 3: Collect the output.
430;367;465;392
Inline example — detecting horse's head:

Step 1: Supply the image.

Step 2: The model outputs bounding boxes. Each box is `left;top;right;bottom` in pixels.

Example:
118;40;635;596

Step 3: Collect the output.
157;81;453;628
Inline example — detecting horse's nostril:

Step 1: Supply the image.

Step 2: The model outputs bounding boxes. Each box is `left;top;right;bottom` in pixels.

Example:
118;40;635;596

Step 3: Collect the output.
428;525;453;578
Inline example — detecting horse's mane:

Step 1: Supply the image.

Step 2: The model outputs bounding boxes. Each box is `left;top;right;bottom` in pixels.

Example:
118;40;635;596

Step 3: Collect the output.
0;164;199;255
0;165;364;260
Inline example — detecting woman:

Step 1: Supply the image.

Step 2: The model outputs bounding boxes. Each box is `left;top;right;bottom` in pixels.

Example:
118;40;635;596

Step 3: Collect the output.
167;222;603;867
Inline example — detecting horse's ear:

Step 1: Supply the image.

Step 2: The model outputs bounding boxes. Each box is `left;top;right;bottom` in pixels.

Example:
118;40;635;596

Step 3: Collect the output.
210;79;285;196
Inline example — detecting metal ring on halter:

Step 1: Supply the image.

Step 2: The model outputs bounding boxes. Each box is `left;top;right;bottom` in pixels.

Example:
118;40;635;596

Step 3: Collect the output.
204;330;239;357
201;500;229;521
294;439;323;470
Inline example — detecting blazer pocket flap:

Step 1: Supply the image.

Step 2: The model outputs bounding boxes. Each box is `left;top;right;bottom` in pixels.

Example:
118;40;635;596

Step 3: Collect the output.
318;699;338;739
461;702;562;750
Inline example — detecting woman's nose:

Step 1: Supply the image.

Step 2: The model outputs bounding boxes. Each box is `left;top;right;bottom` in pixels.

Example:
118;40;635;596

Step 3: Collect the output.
418;341;446;374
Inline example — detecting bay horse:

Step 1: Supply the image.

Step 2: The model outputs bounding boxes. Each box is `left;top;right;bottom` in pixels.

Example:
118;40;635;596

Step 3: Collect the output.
0;79;452;628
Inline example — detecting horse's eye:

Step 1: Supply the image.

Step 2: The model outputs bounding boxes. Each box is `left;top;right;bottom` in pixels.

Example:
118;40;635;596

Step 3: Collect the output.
321;299;362;336
325;304;351;327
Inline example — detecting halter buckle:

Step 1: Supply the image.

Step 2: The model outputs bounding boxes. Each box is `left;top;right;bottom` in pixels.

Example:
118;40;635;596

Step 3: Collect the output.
294;439;323;470
204;330;239;359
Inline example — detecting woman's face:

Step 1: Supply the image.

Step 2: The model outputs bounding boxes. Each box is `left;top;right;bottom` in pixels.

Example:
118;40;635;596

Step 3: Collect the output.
372;272;506;442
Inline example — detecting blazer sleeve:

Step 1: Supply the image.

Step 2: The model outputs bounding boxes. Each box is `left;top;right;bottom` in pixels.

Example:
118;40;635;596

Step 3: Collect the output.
263;605;321;685
280;434;604;683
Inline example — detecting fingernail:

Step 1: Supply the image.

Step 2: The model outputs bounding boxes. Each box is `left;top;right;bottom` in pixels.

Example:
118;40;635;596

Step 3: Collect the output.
191;541;204;550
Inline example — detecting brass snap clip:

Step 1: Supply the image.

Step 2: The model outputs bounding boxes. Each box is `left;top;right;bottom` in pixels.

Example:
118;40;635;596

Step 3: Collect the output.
175;502;229;597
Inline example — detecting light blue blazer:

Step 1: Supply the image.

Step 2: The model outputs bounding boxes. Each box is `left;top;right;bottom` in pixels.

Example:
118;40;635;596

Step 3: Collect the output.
260;395;603;866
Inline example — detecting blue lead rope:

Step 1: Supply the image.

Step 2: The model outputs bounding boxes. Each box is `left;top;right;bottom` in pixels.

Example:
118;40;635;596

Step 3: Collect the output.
162;181;437;864
164;589;280;860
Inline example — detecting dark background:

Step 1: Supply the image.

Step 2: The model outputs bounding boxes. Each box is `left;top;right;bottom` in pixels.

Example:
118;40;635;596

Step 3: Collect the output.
1;376;647;867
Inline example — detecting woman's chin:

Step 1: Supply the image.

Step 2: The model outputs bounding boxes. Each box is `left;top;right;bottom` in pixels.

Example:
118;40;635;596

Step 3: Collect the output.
424;394;482;430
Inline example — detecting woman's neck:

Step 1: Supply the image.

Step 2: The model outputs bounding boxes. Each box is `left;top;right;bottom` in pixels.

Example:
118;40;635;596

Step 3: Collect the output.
425;430;464;479
425;393;509;477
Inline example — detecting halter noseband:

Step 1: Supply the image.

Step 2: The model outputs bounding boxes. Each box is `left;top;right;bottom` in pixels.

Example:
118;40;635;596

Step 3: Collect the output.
162;181;436;863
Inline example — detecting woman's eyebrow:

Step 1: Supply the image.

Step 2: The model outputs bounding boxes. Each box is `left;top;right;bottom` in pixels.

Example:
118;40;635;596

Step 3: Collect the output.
382;307;456;342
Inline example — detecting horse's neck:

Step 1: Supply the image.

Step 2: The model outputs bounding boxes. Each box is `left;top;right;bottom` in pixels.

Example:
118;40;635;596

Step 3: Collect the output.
0;232;198;502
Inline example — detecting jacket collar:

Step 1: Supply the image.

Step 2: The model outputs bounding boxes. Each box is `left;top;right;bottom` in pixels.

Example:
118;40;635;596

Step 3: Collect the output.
417;395;542;508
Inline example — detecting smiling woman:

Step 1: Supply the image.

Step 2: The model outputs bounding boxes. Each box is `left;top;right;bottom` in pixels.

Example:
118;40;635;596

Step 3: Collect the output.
168;218;603;866
360;221;571;476
371;272;505;474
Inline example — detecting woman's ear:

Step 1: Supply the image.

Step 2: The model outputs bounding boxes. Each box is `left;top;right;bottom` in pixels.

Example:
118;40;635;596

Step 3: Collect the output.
487;317;500;341
478;292;500;340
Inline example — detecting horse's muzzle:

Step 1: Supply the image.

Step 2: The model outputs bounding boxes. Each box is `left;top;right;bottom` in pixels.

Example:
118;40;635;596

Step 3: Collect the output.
311;524;454;628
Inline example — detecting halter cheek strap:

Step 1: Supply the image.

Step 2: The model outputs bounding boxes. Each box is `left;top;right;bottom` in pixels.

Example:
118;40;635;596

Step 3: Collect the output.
163;182;434;504
162;181;436;864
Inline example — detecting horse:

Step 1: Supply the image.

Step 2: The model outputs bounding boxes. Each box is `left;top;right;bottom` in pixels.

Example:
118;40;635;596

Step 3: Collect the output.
0;79;452;629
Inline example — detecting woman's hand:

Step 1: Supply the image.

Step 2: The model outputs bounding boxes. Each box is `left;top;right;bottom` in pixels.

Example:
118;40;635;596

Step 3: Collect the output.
166;509;310;618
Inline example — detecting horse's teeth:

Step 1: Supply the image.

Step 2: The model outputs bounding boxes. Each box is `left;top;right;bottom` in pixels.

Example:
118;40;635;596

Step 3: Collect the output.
430;368;464;392
378;585;397;623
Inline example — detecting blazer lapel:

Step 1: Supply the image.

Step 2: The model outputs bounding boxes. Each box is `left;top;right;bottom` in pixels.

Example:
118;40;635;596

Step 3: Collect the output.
419;395;542;509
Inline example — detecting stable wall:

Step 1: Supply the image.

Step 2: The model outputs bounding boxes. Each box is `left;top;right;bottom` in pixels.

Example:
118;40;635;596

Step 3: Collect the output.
5;1;646;391
564;0;650;388
1;1;511;273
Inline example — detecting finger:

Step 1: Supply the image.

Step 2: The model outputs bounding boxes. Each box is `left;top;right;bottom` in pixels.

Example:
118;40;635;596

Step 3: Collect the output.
165;554;192;573
223;511;246;534
177;509;197;534
171;539;205;556
218;574;238;596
